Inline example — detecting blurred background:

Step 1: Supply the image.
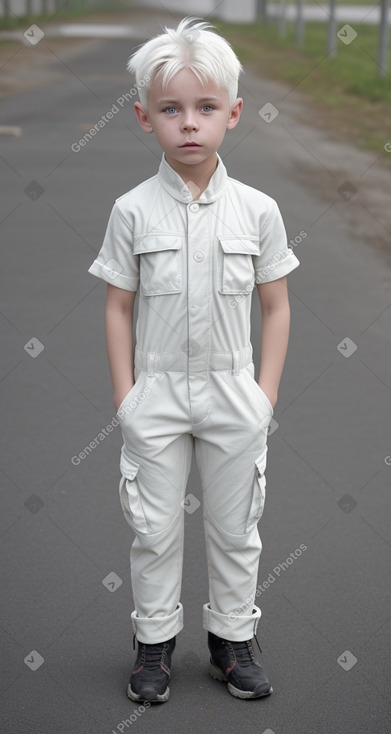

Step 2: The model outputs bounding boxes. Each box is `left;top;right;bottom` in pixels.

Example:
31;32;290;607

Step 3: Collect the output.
1;0;390;153
1;3;391;734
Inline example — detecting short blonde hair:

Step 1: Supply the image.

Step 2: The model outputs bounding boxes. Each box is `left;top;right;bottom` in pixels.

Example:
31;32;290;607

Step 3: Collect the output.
127;16;243;109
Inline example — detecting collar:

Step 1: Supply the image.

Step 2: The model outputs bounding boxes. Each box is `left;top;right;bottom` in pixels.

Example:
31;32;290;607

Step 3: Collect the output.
157;151;228;204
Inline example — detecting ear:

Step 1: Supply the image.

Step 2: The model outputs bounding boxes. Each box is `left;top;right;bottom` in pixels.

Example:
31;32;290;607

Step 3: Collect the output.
226;97;243;130
134;101;153;133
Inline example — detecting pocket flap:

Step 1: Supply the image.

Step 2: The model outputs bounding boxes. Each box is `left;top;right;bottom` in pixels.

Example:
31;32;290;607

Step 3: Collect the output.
218;236;260;255
120;448;140;481
134;234;183;254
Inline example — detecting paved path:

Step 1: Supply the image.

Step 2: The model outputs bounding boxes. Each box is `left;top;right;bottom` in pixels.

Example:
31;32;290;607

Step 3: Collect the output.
1;11;391;734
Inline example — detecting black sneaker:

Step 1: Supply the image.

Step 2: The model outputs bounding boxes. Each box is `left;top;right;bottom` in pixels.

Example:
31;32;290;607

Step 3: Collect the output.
208;631;273;699
127;635;176;703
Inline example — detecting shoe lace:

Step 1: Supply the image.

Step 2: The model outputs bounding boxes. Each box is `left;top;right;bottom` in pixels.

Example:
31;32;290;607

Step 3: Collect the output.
230;634;263;667
144;643;168;670
133;634;168;670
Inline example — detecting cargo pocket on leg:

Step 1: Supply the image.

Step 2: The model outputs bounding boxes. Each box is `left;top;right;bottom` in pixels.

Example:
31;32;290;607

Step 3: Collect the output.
119;448;148;534
245;447;268;532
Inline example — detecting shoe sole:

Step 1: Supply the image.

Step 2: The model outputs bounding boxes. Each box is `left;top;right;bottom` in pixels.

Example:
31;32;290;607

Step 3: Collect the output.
209;662;273;699
127;682;170;704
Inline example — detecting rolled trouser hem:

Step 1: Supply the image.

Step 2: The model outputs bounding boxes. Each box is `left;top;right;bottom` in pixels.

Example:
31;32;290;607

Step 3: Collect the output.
131;602;183;644
202;602;261;641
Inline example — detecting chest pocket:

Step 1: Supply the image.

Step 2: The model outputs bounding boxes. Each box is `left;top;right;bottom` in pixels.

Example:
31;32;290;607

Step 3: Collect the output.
133;234;183;296
217;235;260;295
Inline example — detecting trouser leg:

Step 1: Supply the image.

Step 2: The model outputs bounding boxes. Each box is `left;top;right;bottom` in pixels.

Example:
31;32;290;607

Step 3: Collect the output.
117;371;193;643
194;364;272;641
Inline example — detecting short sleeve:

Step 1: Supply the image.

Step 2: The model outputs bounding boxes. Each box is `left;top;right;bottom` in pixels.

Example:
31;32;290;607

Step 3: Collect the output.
253;199;300;284
88;202;139;291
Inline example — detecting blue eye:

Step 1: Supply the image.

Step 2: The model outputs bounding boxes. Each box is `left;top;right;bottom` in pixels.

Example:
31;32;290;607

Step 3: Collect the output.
163;107;177;114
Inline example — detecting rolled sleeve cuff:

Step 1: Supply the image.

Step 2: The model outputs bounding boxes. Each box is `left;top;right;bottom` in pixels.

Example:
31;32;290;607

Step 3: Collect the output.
88;260;139;291
255;248;300;284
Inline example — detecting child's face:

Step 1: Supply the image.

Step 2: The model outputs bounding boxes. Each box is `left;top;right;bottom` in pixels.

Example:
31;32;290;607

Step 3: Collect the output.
134;67;242;171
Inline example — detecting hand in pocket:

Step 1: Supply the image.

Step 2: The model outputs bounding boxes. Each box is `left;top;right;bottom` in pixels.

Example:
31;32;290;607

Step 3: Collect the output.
114;383;135;414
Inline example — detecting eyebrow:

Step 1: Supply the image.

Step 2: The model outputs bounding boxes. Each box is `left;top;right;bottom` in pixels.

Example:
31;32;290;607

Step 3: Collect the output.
157;96;220;104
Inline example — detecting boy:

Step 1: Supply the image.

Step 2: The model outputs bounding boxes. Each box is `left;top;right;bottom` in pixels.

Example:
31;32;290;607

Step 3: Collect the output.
88;17;300;704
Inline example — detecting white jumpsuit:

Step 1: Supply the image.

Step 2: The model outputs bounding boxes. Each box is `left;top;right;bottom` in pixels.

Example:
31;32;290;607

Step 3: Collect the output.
88;153;300;644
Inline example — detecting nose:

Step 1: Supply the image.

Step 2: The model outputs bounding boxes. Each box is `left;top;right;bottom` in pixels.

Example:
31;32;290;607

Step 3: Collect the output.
181;109;199;132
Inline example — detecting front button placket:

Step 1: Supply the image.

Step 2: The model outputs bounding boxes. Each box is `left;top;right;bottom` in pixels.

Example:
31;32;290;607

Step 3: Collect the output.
187;200;210;424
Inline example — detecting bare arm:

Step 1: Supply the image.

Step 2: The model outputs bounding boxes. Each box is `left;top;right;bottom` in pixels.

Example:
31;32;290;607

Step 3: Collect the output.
256;276;291;409
105;283;137;412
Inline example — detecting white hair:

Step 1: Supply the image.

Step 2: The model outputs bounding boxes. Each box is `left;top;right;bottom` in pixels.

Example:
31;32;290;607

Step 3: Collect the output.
127;16;243;109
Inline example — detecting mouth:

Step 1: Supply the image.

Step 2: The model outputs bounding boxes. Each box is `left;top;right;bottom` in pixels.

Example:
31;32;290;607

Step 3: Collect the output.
180;142;202;148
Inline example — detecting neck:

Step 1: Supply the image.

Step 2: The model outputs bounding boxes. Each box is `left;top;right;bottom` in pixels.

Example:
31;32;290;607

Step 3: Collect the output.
164;153;218;200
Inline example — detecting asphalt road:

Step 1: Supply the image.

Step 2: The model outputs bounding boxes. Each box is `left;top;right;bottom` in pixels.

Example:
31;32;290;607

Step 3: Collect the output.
1;12;391;734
